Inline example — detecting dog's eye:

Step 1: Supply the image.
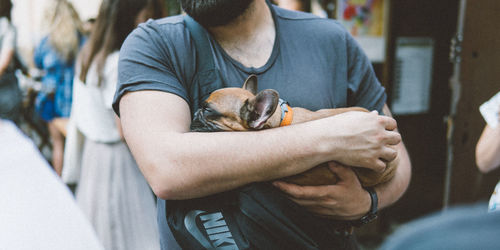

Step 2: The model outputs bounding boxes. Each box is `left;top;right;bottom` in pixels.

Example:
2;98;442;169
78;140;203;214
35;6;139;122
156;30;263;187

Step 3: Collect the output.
203;107;220;118
203;106;222;120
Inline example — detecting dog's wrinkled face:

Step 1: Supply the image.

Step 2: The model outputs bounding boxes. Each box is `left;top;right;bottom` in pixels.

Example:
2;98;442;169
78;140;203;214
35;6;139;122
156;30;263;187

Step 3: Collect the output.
190;75;279;132
191;88;255;132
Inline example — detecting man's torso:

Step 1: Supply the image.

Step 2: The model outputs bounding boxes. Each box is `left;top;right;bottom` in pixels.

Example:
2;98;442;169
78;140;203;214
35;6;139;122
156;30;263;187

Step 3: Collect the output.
114;5;387;248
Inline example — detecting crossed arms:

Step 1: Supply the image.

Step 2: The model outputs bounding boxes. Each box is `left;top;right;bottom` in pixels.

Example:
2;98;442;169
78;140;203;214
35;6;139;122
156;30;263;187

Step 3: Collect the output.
119;90;411;220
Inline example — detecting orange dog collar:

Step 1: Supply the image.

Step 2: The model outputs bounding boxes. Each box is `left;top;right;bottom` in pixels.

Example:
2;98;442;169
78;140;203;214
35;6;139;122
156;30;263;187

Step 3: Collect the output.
279;99;293;127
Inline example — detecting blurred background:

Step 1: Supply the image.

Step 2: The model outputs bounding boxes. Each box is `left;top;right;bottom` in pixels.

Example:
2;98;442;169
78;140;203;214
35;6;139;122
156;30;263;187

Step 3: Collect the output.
3;0;500;249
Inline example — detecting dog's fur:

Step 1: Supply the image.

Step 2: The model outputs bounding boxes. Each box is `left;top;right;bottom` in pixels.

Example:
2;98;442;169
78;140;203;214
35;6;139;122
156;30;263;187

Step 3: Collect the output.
191;75;398;187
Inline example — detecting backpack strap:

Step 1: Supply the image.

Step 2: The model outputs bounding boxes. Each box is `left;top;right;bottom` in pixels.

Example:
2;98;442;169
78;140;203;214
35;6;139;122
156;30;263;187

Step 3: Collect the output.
183;15;216;74
183;15;226;117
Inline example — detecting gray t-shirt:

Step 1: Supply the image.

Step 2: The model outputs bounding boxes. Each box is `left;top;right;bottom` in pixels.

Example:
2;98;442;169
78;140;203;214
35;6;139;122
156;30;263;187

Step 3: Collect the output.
113;4;386;249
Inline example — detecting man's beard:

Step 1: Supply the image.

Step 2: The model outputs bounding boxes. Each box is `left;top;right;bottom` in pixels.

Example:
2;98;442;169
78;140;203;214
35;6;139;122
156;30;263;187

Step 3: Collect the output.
180;0;254;27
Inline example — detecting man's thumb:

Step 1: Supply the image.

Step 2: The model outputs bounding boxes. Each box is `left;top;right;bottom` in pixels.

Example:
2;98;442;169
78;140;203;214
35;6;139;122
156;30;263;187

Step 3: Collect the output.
327;162;356;182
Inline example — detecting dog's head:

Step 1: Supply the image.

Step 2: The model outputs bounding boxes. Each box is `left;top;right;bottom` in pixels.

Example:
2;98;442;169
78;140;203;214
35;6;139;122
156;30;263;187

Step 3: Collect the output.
191;75;280;132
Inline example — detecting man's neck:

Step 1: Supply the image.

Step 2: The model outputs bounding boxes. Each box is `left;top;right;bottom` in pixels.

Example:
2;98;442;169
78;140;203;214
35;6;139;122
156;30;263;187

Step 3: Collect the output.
207;0;275;68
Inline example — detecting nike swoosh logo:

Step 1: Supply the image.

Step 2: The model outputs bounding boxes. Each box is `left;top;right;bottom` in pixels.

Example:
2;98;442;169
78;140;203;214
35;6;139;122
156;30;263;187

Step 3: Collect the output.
184;210;214;248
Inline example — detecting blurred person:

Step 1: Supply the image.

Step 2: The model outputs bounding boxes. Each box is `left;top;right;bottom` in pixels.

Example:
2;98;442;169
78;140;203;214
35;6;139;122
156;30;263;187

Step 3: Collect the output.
476;93;500;212
33;0;84;176
82;18;96;37
113;0;411;248
0;119;104;250
380;202;500;250
476;100;500;173
0;0;22;124
69;0;163;249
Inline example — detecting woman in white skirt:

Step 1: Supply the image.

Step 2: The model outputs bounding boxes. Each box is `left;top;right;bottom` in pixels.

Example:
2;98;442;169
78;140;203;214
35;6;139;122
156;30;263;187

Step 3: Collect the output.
69;0;164;249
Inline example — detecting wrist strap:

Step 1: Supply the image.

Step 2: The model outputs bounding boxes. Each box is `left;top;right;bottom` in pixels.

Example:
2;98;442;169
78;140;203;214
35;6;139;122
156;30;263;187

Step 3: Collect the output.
365;187;378;213
351;187;378;227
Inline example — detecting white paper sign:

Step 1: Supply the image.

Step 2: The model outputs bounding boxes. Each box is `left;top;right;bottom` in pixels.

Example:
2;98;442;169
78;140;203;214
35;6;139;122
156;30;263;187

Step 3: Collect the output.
391;37;434;115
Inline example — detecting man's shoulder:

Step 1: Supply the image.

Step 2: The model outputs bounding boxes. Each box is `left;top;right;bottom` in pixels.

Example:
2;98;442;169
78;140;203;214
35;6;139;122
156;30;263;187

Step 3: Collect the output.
273;5;321;21
125;15;192;55
153;15;185;26
137;15;187;36
273;6;347;39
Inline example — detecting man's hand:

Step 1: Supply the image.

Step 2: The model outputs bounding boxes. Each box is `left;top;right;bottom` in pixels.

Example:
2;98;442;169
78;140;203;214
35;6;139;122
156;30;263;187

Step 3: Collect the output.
322;110;401;173
273;162;371;220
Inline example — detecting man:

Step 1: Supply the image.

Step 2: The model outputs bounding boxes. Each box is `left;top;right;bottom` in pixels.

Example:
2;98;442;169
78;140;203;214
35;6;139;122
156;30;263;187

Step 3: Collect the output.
113;0;411;248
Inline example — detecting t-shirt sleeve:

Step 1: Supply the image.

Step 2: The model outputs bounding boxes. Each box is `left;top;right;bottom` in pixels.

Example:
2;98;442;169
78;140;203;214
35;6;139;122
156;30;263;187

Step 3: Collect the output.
112;21;189;116
345;32;387;113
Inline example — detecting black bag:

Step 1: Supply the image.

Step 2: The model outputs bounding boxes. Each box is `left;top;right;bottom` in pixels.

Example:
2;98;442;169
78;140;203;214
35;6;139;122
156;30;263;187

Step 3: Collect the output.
165;16;357;250
167;183;354;249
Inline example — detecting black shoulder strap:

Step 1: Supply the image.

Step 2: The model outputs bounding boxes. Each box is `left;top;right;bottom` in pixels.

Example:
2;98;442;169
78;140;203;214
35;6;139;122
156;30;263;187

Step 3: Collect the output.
183;15;216;73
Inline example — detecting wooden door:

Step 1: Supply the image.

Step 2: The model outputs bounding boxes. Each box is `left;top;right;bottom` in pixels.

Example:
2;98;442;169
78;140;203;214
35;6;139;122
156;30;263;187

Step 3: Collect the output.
447;0;500;205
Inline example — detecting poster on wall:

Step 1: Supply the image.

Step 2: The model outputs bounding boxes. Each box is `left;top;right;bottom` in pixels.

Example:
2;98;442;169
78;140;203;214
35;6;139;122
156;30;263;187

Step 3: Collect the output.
336;0;388;62
391;37;435;115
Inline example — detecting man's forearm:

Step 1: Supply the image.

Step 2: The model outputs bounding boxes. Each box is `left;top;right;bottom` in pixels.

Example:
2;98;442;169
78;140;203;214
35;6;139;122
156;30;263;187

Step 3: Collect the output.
121;91;335;200
120;91;401;201
137;126;329;200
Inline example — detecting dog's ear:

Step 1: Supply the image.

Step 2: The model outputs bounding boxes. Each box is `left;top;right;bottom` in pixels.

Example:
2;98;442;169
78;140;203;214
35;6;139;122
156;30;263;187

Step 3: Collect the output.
241;89;279;130
242;74;258;95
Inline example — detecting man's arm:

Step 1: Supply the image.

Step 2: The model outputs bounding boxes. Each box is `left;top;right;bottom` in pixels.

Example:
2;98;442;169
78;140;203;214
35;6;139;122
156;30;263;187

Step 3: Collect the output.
119;91;401;200
273;104;411;220
375;105;411;209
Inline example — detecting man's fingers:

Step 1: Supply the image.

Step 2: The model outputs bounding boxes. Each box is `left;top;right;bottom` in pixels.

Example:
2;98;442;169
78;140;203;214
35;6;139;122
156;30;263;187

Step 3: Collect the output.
380;115;397;131
272;181;330;200
385;131;402;145
327;163;357;182
375;159;387;173
285;198;340;218
286;197;321;207
370;159;387;173
380;146;398;163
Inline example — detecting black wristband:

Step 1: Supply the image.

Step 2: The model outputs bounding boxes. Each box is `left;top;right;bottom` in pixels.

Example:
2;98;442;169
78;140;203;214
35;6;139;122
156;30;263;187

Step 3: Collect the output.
351;187;378;227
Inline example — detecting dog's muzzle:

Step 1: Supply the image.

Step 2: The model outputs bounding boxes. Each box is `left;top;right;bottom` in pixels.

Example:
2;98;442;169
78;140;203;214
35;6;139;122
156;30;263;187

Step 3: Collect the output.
190;109;223;132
